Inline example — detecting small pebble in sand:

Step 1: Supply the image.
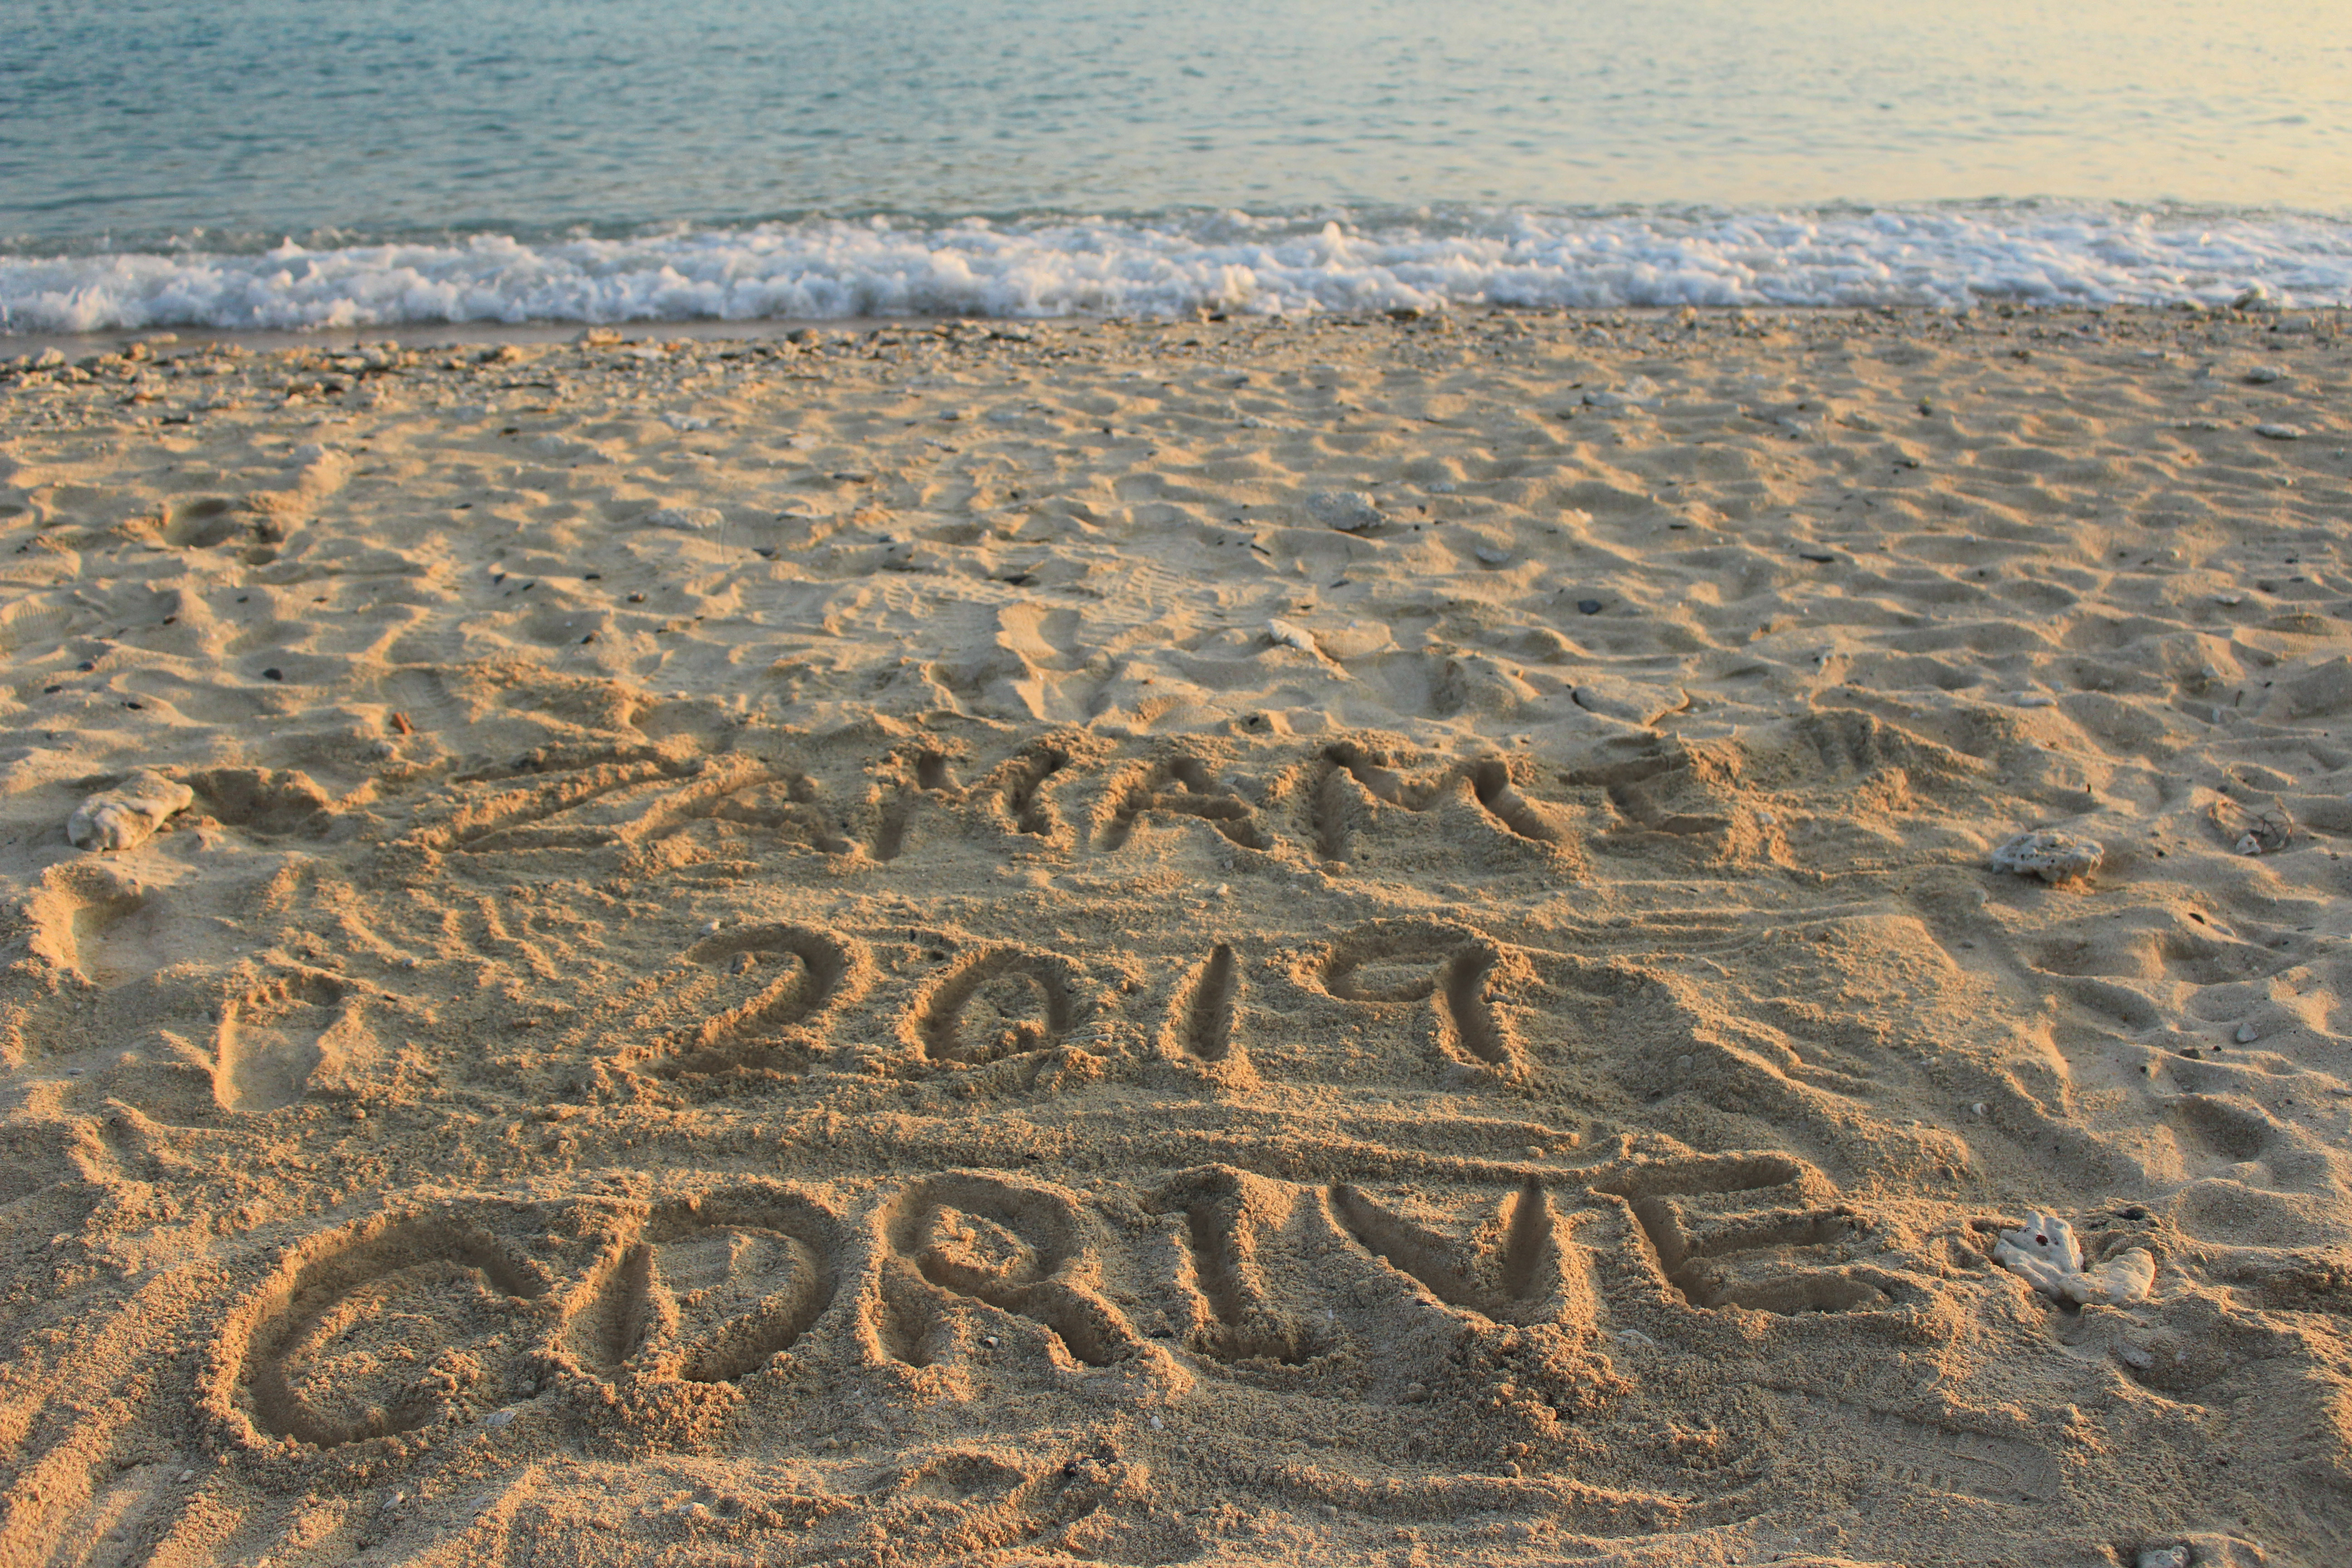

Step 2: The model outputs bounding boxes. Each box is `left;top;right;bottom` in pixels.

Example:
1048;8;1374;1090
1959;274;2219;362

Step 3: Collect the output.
484;1408;516;1428
2243;364;2285;384
1989;830;2102;883
1575;598;1603;615
1307;490;1382;531
2136;1548;2189;1568
1995;1212;2155;1306
646;505;722;530
2236;1021;2259;1044
68;769;193;852
1474;546;1512;566
2254;423;2304;441
2013;692;2056;708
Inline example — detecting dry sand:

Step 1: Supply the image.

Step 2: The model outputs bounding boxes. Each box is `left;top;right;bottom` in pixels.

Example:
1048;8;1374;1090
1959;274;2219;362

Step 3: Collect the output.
0;304;2348;1568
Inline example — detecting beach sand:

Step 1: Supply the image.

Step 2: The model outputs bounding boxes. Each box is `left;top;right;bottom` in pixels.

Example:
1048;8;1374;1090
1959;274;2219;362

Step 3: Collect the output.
0;304;2347;1567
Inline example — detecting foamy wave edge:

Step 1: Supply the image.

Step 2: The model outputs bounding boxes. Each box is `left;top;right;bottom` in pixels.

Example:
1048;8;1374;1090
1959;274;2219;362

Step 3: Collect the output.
6;206;2350;333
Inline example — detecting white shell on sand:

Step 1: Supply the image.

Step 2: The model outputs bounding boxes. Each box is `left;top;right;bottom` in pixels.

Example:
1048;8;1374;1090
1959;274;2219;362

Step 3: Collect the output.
1306;490;1382;531
66;769;193;852
1265;619;1326;657
1995;1213;2155;1306
1989;830;2102;883
644;505;722;529
2253;422;2303;441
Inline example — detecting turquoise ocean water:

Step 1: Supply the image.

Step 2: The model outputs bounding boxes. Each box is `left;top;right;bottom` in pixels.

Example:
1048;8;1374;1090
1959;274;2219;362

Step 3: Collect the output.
2;0;2348;328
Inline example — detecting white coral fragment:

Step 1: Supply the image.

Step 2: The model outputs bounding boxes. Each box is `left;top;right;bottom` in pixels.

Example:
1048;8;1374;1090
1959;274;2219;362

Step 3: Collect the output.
1989;829;2102;883
67;769;194;852
1995;1213;2154;1306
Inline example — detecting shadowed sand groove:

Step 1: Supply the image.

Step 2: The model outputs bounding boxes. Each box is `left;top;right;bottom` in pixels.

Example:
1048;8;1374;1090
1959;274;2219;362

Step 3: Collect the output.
913;949;1078;1065
566;1189;839;1384
881;1176;1136;1368
1328;1179;1565;1325
1176;943;1239;1063
226;1212;551;1448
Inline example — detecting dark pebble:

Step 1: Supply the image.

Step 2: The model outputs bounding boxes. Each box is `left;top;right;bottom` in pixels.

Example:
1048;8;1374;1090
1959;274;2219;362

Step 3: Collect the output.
263;667;284;681
1798;552;1837;564
1576;599;1603;615
77;660;95;671
43;685;60;694
124;701;143;710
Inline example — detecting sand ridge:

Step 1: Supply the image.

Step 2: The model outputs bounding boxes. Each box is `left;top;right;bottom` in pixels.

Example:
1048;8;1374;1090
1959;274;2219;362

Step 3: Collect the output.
0;307;2349;1566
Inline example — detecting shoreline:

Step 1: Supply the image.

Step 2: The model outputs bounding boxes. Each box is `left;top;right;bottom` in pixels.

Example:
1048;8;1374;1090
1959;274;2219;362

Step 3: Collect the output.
3;297;2339;376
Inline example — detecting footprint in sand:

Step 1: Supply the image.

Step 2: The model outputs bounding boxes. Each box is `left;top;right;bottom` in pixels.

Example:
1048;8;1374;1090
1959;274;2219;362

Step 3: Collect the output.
214;972;369;1112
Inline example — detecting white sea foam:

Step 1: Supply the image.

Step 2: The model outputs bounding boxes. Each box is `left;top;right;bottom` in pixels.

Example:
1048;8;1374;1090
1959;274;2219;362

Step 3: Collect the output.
4;206;2348;333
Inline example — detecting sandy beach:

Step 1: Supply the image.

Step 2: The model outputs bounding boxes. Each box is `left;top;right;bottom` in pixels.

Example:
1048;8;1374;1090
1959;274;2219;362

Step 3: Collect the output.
2;303;2348;1567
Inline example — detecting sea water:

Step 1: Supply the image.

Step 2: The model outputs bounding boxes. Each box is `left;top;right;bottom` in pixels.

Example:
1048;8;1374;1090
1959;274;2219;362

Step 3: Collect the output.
2;0;2348;330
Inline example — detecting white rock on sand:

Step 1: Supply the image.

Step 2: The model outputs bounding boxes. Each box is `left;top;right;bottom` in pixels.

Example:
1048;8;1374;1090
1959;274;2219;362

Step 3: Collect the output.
1305;489;1382;531
1989;829;2103;883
